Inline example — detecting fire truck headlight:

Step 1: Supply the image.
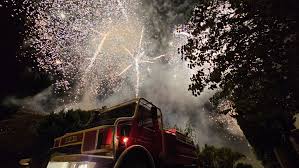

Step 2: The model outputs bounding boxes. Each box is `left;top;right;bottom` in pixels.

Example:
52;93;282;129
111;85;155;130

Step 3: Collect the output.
47;162;96;168
46;162;69;168
77;163;88;168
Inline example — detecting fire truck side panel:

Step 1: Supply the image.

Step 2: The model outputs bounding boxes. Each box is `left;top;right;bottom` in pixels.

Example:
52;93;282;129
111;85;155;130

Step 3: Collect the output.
163;130;197;166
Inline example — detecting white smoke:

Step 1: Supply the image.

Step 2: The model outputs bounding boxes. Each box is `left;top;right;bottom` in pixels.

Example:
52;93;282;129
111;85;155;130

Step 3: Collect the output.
2;86;54;113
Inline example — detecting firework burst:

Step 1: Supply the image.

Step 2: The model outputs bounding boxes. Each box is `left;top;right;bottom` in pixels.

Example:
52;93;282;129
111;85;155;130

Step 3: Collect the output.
0;0;167;105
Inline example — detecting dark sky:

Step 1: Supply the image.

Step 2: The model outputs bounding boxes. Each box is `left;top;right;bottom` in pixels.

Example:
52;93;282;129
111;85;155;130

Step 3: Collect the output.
0;6;23;101
0;6;50;104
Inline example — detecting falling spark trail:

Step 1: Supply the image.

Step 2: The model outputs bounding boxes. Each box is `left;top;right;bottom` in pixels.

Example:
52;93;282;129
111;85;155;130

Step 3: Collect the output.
122;46;134;58
140;60;154;64
135;57;140;98
152;54;166;60
118;64;133;76
135;27;144;98
138;27;144;52
86;33;108;72
118;26;167;97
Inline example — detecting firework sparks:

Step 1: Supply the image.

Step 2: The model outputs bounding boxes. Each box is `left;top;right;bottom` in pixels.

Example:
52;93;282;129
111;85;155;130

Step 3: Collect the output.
152;55;166;60
122;46;134;57
0;0;171;101
86;33;108;73
116;0;129;21
0;0;148;100
115;26;167;97
117;64;133;76
0;0;247;148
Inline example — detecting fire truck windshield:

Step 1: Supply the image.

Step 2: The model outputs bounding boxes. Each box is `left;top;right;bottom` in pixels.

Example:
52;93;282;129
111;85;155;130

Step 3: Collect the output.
89;102;136;126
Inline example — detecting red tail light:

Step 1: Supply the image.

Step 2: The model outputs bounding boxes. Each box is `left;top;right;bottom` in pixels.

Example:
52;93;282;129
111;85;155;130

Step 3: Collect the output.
122;137;129;144
115;123;131;150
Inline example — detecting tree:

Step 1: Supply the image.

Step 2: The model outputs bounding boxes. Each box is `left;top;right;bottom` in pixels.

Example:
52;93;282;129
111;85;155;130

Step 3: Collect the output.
177;122;253;168
28;109;92;167
197;144;247;168
34;109;92;154
235;163;253;168
180;0;298;164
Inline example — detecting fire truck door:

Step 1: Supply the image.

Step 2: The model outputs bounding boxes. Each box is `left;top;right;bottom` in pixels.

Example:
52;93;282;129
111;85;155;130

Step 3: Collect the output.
136;105;155;153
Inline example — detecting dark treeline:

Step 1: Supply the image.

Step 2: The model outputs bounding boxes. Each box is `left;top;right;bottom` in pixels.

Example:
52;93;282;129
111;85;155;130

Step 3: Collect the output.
180;0;298;167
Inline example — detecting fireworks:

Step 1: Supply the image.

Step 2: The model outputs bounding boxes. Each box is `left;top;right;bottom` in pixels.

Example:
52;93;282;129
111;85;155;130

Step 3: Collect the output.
208;114;245;140
1;0;168;102
1;0;246;143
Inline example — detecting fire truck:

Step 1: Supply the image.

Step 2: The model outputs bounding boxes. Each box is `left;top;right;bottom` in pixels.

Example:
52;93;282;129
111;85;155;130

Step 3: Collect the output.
46;98;198;168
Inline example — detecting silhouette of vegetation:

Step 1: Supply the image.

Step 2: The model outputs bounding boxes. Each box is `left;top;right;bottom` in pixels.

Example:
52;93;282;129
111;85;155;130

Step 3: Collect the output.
235;163;253;168
178;122;253;168
34;110;92;153
180;0;298;164
174;121;196;140
197;144;247;168
29;109;93;167
236;163;252;168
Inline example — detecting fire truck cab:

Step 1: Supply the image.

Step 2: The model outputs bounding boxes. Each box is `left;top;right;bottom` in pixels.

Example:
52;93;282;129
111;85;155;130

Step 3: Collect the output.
47;98;197;168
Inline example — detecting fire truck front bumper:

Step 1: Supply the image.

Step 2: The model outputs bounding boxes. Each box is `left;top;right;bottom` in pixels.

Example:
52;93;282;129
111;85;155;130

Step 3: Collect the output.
47;154;114;168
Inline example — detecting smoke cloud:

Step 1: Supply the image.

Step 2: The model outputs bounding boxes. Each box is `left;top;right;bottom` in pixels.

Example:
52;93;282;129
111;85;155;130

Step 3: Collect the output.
2;86;56;113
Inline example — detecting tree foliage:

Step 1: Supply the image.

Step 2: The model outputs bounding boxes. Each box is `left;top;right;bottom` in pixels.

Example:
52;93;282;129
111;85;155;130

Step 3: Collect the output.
177;122;253;168
180;0;298;163
197;144;249;168
35;109;92;153
235;163;253;168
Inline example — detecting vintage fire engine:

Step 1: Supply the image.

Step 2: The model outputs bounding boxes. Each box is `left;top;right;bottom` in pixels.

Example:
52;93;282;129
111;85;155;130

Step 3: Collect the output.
46;98;198;168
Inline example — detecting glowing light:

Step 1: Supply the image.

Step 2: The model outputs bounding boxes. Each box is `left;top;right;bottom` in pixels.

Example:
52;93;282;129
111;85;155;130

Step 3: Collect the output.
122;137;129;143
59;12;66;19
77;163;88;168
55;59;63;65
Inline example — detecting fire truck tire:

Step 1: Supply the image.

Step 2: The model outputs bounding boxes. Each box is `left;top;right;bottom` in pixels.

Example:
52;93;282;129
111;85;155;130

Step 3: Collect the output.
120;154;149;168
114;145;155;168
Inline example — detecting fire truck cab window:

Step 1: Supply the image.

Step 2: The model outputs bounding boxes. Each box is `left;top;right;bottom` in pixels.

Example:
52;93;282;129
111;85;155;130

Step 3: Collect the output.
120;124;131;136
139;105;154;129
89;103;136;127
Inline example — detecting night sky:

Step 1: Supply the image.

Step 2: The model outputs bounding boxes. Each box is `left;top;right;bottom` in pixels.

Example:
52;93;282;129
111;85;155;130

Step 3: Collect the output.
0;6;23;101
0;6;50;105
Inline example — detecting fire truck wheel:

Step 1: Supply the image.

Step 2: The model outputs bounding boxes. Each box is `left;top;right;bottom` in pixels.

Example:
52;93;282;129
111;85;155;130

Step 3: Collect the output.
120;153;150;168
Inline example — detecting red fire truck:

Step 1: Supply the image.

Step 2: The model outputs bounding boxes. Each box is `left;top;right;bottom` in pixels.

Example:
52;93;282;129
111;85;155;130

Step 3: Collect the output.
46;98;198;168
